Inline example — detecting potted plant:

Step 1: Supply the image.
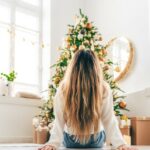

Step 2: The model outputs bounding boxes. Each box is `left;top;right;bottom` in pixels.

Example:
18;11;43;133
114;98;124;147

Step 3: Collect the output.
0;70;17;96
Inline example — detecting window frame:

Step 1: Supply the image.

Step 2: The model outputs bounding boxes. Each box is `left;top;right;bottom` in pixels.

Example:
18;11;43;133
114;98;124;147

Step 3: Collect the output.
0;0;43;93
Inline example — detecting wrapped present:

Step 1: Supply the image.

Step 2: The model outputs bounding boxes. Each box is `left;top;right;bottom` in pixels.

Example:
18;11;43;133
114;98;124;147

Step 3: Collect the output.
32;117;40;143
120;126;130;136
123;135;131;145
36;124;49;144
120;119;131;128
32;125;37;143
32;118;53;144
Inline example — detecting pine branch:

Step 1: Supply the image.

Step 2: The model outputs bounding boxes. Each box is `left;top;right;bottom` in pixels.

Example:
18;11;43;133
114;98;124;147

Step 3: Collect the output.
79;9;84;17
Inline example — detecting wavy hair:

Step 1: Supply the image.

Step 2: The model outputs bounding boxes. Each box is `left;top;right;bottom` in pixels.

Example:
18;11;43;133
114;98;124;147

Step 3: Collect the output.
62;50;104;144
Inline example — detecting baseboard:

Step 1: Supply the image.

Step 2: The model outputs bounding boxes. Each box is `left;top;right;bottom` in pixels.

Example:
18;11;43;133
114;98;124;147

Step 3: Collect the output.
0;136;33;143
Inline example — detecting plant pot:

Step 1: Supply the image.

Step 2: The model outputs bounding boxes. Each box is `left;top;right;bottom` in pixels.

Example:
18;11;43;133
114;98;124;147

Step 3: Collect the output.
6;81;14;96
0;78;8;96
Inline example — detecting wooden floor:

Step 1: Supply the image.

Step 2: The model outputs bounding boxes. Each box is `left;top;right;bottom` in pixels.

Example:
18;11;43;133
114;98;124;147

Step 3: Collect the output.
0;144;150;150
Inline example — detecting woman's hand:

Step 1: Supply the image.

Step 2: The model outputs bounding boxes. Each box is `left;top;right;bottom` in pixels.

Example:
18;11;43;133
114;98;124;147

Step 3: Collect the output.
118;145;138;150
38;145;56;150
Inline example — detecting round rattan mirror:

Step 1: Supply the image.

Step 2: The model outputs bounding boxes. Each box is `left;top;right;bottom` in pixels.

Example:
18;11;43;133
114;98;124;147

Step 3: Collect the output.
106;37;134;82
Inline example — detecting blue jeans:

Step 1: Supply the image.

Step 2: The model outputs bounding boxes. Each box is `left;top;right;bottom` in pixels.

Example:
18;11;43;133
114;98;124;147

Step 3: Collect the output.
63;131;106;148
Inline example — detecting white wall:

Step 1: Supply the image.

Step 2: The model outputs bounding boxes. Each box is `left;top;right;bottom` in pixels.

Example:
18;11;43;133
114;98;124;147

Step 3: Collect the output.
0;96;42;143
125;88;150;117
50;0;85;77
84;0;150;93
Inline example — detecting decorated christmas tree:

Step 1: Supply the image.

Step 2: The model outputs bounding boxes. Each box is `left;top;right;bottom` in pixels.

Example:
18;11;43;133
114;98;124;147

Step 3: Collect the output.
38;9;128;125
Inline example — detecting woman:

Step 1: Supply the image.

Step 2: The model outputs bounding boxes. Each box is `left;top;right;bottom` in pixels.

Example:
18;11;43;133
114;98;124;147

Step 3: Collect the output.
39;50;137;150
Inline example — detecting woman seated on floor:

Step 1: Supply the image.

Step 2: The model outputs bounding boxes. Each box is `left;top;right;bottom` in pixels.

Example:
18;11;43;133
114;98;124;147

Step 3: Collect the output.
39;50;137;150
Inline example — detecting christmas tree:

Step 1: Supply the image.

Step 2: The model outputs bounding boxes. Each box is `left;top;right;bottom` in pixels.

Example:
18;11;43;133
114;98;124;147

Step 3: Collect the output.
38;9;128;125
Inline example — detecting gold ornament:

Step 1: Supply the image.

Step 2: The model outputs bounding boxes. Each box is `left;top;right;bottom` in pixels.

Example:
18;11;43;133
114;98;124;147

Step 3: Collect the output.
54;76;61;84
63;51;71;59
81;22;86;28
65;36;71;42
70;45;77;52
81;17;86;22
100;58;104;62
119;101;127;109
66;43;70;49
68;26;73;34
113;95;118;99
98;51;105;62
57;46;62;51
48;100;53;109
84;40;90;45
99;36;103;41
120;115;128;121
102;49;107;55
86;23;92;29
79;45;85;50
63;41;70;49
115;66;121;72
103;65;109;71
98;51;103;56
45;113;49;118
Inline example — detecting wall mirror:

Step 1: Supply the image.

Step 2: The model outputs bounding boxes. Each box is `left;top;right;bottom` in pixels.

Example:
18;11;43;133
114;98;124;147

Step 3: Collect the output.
106;37;134;82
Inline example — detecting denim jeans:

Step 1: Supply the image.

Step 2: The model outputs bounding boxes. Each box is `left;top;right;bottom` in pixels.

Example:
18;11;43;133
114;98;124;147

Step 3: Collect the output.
63;131;106;148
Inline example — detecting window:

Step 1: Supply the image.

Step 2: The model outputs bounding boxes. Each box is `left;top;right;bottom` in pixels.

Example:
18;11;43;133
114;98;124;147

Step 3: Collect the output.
21;0;40;6
0;0;50;97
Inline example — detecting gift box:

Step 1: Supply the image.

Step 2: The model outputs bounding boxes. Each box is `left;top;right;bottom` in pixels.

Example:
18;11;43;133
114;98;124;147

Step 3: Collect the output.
123;135;131;145
131;117;150;145
36;125;49;144
32;118;52;144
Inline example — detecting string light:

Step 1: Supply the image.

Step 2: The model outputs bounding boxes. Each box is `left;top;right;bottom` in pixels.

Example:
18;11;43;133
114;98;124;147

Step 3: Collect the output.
5;27;50;49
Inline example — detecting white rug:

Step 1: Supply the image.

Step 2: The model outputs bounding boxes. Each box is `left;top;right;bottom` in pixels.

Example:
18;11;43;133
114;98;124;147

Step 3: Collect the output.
0;144;149;150
0;144;41;150
0;144;114;150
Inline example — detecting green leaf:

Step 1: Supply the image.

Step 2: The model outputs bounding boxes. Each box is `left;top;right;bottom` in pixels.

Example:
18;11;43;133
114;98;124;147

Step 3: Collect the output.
79;8;84;17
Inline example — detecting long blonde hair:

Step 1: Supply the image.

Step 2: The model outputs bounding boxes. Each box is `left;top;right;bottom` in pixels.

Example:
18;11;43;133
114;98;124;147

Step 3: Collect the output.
62;50;104;143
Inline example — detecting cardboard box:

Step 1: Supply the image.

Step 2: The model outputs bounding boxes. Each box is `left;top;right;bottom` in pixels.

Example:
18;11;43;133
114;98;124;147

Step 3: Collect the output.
131;117;150;145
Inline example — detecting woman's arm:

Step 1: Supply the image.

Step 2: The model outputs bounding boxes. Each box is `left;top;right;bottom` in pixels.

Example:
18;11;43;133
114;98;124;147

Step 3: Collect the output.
101;82;126;148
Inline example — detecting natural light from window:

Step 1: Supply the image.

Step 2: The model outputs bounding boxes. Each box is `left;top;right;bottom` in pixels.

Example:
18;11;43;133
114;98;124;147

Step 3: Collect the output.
0;0;50;98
